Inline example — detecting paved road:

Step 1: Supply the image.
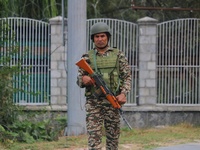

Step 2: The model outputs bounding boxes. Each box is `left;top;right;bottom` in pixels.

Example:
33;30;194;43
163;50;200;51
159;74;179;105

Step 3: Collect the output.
155;143;200;150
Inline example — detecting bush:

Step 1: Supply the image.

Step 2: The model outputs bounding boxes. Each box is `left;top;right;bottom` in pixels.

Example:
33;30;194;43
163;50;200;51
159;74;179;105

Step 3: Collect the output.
0;20;67;145
0;20;24;129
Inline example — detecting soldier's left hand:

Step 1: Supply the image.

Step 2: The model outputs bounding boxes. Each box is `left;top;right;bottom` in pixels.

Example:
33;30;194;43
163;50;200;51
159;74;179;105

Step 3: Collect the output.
116;93;126;105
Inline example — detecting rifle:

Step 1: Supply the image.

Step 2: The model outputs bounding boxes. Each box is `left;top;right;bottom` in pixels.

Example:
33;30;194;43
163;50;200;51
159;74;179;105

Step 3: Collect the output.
76;58;132;130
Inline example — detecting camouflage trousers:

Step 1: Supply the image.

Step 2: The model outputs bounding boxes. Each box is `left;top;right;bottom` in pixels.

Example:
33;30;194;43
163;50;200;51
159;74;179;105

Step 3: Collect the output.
85;97;120;150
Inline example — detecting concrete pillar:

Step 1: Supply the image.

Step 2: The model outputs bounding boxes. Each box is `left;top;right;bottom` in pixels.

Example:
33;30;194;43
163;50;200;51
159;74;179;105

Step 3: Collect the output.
67;0;87;136
137;17;158;105
49;16;67;110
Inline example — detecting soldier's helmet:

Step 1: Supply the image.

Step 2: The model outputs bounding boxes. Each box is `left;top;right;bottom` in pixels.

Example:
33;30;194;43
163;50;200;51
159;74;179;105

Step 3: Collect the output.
90;22;111;40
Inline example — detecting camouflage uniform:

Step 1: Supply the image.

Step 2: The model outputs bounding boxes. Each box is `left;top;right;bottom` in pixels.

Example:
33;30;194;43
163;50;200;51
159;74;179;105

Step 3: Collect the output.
77;47;131;150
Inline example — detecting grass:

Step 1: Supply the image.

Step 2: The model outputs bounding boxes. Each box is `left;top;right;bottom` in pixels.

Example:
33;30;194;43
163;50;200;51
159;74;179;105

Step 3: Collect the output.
1;123;200;150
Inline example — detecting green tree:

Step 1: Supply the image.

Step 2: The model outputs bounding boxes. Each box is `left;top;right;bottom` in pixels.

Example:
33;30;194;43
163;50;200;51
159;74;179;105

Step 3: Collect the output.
87;0;134;21
0;0;65;20
87;0;200;22
0;0;199;22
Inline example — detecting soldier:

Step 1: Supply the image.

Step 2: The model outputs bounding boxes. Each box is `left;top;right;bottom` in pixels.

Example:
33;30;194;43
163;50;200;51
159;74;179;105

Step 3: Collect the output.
77;22;131;150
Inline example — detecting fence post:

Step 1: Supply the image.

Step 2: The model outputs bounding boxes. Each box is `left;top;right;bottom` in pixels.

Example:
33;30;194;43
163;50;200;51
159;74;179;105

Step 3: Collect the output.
49;16;67;109
137;17;158;105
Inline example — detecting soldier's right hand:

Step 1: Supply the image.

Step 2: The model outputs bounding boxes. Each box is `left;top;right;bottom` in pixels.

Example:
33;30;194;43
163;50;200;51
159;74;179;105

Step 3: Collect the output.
82;76;94;86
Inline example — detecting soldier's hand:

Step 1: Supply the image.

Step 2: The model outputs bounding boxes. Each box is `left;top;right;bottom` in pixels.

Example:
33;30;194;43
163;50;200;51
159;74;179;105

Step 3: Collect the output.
82;76;94;86
116;93;126;105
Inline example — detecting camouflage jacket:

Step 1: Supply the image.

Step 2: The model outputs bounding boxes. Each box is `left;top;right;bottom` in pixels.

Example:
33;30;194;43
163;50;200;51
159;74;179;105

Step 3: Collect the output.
76;47;132;96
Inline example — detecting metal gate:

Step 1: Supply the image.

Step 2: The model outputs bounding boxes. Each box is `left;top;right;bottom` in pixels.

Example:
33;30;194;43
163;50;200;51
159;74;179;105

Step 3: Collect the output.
157;18;200;105
0;17;51;105
87;18;139;104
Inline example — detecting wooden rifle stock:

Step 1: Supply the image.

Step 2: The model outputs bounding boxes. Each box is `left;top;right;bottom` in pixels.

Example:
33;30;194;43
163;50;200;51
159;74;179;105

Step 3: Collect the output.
76;58;94;75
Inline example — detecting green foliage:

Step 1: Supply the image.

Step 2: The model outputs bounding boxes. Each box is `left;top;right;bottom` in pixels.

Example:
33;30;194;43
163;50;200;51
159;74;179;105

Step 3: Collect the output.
0;20;23;127
0;115;67;144
0;0;65;20
87;0;200;22
0;20;67;146
1;0;199;22
9;115;66;142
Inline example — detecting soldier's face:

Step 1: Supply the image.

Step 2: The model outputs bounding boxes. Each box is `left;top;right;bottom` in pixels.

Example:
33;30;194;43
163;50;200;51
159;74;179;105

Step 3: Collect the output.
93;33;108;49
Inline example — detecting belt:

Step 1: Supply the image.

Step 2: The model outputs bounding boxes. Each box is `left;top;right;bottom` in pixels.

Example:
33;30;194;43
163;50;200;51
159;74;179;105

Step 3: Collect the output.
87;95;106;100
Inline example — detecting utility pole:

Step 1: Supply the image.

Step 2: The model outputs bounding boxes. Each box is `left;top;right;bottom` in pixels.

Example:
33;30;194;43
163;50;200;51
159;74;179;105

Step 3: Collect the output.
66;0;87;135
